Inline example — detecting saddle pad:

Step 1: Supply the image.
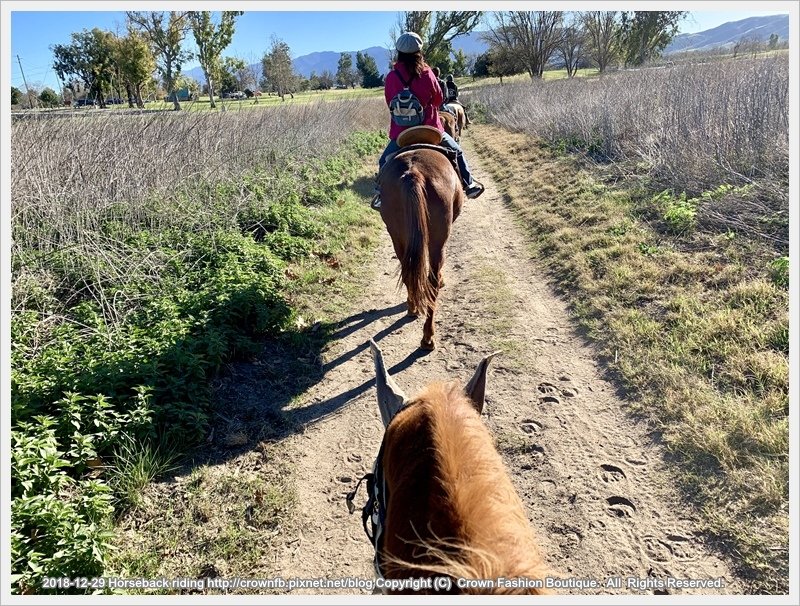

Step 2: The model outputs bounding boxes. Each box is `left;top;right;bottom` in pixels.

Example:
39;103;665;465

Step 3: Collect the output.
397;125;442;147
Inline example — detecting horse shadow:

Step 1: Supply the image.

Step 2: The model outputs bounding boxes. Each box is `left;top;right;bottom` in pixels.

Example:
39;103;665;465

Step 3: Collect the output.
170;300;421;471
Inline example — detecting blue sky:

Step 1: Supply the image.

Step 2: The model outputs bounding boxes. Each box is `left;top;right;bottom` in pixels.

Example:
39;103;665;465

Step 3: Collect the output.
9;9;789;92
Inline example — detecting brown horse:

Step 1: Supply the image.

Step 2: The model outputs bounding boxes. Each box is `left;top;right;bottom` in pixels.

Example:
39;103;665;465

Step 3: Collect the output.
378;146;464;350
444;103;467;138
353;340;550;594
440;110;459;141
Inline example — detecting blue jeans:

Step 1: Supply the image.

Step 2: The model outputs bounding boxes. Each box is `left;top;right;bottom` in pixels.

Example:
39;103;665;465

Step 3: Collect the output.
378;132;474;187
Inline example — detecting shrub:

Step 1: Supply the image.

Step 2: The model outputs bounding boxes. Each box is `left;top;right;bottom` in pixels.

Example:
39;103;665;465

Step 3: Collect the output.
10;101;386;593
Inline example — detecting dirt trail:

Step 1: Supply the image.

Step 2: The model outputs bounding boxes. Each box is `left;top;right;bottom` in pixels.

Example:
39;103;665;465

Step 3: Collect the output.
271;144;742;595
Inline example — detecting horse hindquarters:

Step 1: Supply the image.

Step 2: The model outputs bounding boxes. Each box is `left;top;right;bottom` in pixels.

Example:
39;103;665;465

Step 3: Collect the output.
381;151;456;350
398;172;435;335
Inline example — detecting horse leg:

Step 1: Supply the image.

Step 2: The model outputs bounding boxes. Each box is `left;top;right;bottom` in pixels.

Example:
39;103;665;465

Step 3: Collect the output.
389;236;419;317
420;247;444;350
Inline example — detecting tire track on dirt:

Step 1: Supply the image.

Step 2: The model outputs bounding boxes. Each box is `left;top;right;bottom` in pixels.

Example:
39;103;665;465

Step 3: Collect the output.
271;145;743;595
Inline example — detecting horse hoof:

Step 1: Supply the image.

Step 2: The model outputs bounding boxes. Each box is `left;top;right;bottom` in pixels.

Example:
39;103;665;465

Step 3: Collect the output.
407;308;420;317
420;338;436;351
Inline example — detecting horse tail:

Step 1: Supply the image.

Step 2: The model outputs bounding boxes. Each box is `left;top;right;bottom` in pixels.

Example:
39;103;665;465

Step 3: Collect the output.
400;170;434;313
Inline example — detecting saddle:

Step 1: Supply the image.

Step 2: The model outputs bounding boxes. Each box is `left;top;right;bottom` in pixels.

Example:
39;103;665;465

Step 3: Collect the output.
378;143;461;186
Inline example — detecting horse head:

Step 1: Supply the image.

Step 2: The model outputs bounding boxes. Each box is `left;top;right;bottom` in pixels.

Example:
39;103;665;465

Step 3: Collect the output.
353;339;550;594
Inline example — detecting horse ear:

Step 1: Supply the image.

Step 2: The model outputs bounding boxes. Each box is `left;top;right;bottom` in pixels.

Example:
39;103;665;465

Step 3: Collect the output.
370;338;408;427
464;351;500;414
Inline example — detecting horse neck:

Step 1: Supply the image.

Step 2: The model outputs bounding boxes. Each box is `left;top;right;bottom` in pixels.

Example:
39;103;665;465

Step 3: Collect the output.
383;384;546;584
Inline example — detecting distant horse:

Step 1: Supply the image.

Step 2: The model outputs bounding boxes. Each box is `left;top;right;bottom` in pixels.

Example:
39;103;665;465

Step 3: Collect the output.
378;138;463;349
348;340;550;594
443;103;467;138
440;110;459;141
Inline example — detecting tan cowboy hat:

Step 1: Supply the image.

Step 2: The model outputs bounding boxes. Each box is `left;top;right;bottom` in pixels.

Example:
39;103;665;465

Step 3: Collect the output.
397;125;442;147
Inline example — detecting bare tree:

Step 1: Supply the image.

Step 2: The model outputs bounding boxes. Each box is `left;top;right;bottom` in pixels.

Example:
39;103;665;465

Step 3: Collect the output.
488;11;563;79
262;37;295;100
581;11;619;73
559;18;586;78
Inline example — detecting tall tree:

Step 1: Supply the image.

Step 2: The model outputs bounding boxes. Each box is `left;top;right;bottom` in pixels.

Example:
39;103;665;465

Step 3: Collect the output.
52;28;117;108
618;11;686;67
318;70;334;90
559;18;586;78
262;37;295;100
356;51;383;88
189;11;243;108
580;11;619;73
392;11;483;69
488;46;525;84
38;87;60;108
488;11;564;79
336;52;357;88
115;30;155;108
126;11;190;110
11;86;22;105
451;49;470;77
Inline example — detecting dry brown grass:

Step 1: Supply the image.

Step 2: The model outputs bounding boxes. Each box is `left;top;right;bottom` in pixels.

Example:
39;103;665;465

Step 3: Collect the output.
469;124;788;593
466;55;789;197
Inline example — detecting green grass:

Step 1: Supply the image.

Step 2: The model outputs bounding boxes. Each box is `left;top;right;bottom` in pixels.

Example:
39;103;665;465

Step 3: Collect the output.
470;125;788;593
109;457;295;592
10;129;387;594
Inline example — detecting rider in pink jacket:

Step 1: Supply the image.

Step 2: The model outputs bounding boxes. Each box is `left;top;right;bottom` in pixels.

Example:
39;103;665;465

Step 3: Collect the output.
373;31;484;209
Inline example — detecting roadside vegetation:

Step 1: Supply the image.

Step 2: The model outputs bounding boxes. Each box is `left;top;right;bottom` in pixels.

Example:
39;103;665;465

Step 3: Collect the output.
10;98;386;593
466;53;789;592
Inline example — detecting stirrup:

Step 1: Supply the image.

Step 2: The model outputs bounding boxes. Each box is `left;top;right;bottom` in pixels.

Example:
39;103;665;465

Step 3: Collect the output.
370;194;381;210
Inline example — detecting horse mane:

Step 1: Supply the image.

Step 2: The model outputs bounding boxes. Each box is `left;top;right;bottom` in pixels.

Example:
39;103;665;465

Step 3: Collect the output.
383;383;550;593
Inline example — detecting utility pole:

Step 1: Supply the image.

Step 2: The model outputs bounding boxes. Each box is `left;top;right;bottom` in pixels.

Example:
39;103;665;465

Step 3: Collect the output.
16;55;34;109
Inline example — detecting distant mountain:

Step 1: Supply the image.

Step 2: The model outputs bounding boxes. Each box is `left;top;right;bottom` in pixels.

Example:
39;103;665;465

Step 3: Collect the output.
666;14;788;53
184;33;491;85
293;46;393;78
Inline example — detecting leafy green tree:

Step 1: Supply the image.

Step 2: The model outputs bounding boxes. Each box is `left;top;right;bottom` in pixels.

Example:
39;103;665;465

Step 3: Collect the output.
451;49;469;77
38;87;61;108
488;45;525;84
52;28;117;108
11;86;22;105
318;70;334;90
115;30;155;108
356;51;382;88
768;33;779;51
336;52;357;87
219;56;247;94
188;11;243;108
126;11;190;110
618;11;686;67
262;37;295;100
472;51;492;78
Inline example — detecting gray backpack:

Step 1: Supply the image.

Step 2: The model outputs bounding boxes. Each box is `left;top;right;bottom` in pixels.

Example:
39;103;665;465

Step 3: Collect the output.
388;70;424;127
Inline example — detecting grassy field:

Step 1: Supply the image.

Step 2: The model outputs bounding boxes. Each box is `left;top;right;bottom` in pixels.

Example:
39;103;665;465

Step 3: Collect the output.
10;98;387;593
467;53;789;590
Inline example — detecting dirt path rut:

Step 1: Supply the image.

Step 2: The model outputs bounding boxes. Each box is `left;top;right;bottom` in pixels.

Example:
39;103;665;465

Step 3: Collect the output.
271;145;741;595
